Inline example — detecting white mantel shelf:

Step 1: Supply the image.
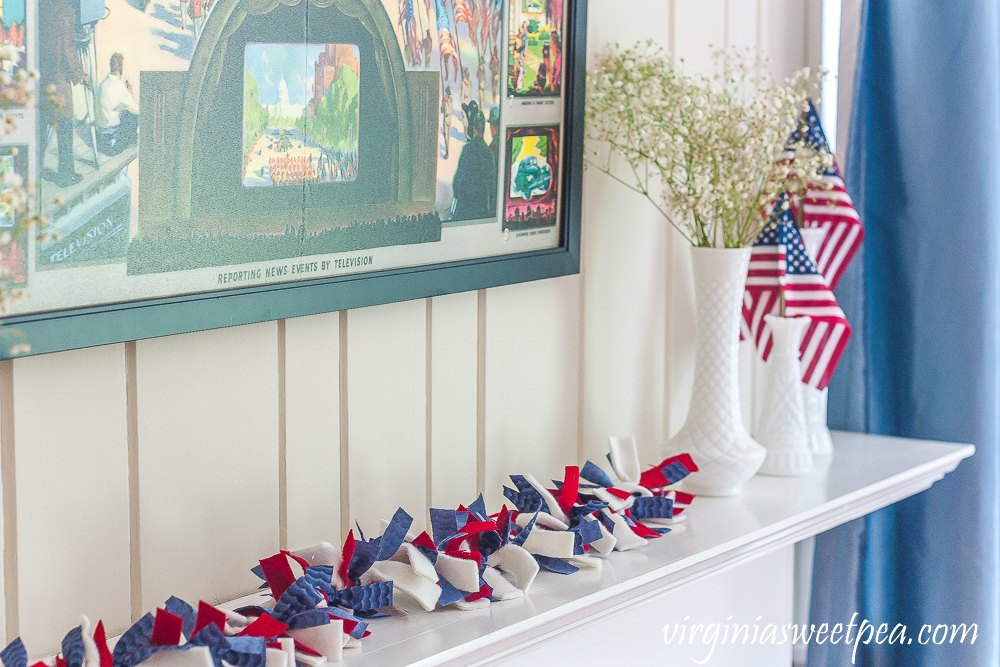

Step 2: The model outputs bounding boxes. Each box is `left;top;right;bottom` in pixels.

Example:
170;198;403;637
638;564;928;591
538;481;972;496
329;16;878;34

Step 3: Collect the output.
321;432;972;667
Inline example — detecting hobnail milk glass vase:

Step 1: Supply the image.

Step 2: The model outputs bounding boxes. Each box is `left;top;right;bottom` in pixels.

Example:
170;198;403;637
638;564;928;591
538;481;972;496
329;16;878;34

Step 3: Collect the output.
798;226;835;456
756;314;814;476
671;247;766;497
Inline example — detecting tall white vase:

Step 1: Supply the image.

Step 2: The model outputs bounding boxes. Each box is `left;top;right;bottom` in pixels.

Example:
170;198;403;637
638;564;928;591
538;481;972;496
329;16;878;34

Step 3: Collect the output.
756;314;813;476
798;226;836;457
671;247;765;497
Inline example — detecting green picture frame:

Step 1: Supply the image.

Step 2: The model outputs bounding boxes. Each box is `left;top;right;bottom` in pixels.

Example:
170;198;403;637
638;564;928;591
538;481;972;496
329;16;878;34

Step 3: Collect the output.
0;0;586;358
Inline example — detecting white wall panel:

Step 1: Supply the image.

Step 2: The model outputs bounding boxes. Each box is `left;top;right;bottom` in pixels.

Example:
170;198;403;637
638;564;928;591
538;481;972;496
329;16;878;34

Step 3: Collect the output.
12;346;130;655
346;300;427;536
429;293;478;510
135;323;279;610
674;0;726;73
761;0;811;81
585;0;671;55
581;0;672;472
284;313;341;550
728;0;760;50
484;276;580;511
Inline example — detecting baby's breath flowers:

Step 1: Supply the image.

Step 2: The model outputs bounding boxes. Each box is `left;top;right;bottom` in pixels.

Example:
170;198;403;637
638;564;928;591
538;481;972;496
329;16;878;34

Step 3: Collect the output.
586;42;833;248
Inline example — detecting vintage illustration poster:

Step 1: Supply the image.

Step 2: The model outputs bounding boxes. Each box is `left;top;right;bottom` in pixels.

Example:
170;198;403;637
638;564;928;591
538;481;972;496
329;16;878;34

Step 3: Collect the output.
503;125;558;230
13;0;567;318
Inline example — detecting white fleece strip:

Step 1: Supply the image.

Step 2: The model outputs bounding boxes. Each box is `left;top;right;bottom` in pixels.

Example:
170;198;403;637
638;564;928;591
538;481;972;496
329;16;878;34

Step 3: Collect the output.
288;619;344;663
482;566;524;600
590;487;633;513
608;435;642;484
521;528;576;558
585;517;617;556
362;559;442;611
487;544;539;592
388;542;440;582
521;473;570;524
264;648;288;667
434;553;482;592
515;511;569;531
605;510;648;551
137;647;214;667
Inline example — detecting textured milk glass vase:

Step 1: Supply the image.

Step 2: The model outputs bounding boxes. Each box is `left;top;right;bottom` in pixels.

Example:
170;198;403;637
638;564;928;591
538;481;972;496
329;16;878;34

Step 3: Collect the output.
797;226;835;456
756;314;814;476
671;247;766;497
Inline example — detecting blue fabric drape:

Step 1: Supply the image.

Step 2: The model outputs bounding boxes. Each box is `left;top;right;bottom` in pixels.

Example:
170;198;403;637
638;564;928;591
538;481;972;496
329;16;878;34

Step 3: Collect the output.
809;1;1000;666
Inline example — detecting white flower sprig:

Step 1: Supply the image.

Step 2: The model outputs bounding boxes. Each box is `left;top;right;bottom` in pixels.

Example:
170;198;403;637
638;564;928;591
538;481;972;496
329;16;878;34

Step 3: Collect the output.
586;42;833;248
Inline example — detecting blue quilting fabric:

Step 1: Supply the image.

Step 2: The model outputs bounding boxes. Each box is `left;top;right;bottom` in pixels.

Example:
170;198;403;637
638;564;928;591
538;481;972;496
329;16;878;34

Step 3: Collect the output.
468;495;488;521
580;460;614;488
502;486;544;513
164;596;197;638
534;556;579;575
113;613;154;667
0;639;26;667
348;540;378;582
61;629;85;667
510;511;538;547
569;500;608;527
286;610;330;631
429;508;460;544
438;576;468;606
575;517;603;545
376;508;413;561
214;637;266;667
659;461;691;485
631;496;674;520
334;582;393;612
271;579;324;624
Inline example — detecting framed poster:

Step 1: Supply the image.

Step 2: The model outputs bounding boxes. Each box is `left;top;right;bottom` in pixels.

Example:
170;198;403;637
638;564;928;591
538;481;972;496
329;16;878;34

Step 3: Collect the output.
0;0;585;357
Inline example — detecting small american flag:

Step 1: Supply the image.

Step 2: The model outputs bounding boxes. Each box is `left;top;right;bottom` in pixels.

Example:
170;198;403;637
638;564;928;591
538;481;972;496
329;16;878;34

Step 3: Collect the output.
789;101;864;290
742;194;851;390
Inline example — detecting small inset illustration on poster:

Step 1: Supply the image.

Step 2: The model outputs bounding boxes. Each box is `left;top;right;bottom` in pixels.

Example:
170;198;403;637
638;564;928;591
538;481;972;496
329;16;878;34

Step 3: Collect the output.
508;0;563;97
503;125;559;230
1;0;27;107
243;43;360;188
0;145;28;285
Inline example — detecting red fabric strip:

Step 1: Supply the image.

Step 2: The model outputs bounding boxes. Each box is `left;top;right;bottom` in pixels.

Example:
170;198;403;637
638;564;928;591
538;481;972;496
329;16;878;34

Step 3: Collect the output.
411;531;436;551
557;466;580;515
94;620;114;667
638;467;667;489
339;530;356;588
280;550;311;572
192;600;227;638
150;608;184;647
295;642;323;657
606;487;632;500
238;612;288;638
444;549;482;568
464;583;492;602
259;553;297;601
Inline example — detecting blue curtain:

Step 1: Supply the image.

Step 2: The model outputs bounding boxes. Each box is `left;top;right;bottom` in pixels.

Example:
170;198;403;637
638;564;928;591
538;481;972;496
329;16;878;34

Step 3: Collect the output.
809;1;1000;665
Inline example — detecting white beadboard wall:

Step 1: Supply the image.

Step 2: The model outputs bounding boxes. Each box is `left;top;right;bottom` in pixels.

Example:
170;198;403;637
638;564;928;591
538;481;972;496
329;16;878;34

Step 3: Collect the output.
0;0;824;654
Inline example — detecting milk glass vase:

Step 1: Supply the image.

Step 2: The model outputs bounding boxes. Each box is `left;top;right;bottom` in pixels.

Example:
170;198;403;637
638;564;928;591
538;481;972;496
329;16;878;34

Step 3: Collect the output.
671;247;766;497
756;314;814;476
